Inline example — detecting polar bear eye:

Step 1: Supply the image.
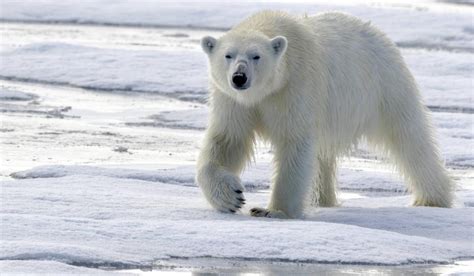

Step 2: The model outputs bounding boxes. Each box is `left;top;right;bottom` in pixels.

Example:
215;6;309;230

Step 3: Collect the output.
225;55;232;59
253;55;260;60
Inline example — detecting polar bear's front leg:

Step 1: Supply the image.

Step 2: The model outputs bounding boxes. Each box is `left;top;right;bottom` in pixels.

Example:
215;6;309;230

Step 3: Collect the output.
251;138;315;219
196;103;254;213
197;162;246;213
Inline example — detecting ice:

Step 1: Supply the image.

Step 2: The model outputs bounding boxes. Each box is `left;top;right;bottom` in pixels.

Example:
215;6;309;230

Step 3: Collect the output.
1;44;472;110
0;43;208;102
10;162;406;194
404;49;474;111
432;112;474;168
1;174;472;268
0;0;472;273
0;260;127;275
1;0;472;51
126;108;208;130
0;87;38;101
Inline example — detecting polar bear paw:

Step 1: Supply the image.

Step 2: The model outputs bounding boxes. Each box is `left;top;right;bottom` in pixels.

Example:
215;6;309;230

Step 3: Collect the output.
412;196;451;208
199;169;246;213
250;207;289;219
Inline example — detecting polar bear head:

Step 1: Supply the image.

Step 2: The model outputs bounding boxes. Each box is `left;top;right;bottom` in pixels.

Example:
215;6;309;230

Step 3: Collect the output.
201;32;288;106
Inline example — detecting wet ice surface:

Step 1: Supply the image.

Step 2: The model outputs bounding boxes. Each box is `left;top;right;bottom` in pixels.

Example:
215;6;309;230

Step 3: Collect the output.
0;1;473;275
2;259;473;275
2;0;473;50
1;25;473;109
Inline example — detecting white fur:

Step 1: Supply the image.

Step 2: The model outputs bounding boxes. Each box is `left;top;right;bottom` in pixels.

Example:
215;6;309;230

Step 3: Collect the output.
197;11;454;219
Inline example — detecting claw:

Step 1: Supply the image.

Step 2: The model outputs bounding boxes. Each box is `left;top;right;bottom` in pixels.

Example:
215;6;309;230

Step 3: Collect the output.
229;209;236;213
249;208;288;219
234;190;243;194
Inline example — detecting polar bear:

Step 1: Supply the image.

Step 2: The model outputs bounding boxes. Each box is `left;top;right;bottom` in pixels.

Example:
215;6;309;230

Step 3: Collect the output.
196;11;453;219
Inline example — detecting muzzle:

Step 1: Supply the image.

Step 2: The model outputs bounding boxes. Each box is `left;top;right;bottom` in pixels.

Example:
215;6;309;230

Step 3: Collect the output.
231;62;249;90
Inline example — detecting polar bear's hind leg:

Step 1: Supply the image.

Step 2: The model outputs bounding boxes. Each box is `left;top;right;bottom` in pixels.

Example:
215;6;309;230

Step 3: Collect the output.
376;89;454;207
311;155;338;207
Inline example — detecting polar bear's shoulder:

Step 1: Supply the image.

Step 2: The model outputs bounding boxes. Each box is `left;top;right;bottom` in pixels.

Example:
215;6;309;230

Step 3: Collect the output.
230;10;302;37
233;10;296;28
230;10;373;39
307;11;381;39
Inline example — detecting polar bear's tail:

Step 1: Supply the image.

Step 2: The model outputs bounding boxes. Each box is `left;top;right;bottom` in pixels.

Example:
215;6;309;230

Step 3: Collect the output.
377;80;454;207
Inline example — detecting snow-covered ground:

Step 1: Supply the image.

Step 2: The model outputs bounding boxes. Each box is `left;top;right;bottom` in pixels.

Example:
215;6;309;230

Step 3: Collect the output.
0;0;473;274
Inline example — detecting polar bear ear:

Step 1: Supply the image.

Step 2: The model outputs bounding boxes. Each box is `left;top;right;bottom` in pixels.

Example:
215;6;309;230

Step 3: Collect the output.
270;36;288;57
201;36;217;55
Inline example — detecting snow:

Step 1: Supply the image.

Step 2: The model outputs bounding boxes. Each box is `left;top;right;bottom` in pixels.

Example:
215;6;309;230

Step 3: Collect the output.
9;163;406;194
1;44;472;110
0;43;208;102
1;0;472;51
0;87;38;101
0;261;129;275
126;108;208;130
4;51;470;165
0;0;472;274
432;112;474;169
404;49;474;111
1;174;472;268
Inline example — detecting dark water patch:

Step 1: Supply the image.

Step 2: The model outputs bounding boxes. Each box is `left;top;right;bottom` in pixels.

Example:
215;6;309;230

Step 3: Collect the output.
437;0;474;7
0;128;15;132
397;41;474;53
162;33;190;38
0;87;38;101
0;103;77;119
0;76;207;104
0;19;229;32
428;105;474;114
146;257;474;275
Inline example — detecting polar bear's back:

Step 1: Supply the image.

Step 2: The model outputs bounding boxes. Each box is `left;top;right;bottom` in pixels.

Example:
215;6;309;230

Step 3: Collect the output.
306;11;406;94
232;11;411;104
306;11;404;80
306;12;421;152
231;11;420;153
231;10;301;36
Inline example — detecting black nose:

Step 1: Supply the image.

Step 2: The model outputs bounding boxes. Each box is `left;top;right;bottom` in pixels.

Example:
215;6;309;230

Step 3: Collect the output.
232;73;247;88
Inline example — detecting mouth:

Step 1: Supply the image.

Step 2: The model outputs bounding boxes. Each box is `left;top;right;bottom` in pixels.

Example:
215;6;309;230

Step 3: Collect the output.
232;85;249;91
